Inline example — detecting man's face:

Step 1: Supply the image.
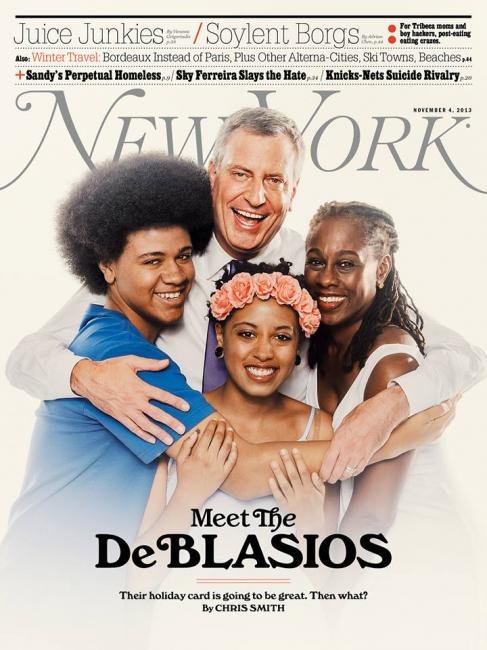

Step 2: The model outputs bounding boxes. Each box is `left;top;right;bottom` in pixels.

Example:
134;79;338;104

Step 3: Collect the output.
209;129;299;259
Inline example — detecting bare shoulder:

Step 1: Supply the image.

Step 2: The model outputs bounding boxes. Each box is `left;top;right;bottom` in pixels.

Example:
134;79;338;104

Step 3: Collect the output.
279;394;314;419
370;325;416;350
364;326;422;399
364;353;420;400
280;397;333;441
311;408;333;441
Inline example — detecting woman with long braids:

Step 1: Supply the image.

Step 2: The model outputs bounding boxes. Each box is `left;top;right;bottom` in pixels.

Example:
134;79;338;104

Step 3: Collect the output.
300;201;436;537
291;202;479;648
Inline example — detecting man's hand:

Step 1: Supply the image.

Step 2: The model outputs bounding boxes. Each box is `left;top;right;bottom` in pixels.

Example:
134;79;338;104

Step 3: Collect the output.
320;384;409;484
70;356;189;445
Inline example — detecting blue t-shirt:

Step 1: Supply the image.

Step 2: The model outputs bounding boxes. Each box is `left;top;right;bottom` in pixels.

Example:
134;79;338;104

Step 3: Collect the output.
0;304;215;578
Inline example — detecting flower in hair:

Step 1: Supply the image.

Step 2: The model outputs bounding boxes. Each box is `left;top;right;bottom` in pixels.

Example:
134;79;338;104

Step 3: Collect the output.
210;271;321;337
210;285;233;320
225;272;254;308
273;275;302;306
299;311;321;337
295;289;316;315
252;273;277;299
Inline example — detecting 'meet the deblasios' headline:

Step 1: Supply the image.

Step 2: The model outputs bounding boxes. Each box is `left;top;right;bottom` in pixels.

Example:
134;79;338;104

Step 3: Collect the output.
95;507;392;570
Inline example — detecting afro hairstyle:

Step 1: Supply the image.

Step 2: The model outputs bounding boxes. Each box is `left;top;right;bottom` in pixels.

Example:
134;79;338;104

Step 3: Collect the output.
57;153;214;294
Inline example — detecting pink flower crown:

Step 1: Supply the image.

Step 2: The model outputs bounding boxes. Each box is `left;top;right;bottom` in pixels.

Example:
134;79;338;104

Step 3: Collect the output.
209;272;321;338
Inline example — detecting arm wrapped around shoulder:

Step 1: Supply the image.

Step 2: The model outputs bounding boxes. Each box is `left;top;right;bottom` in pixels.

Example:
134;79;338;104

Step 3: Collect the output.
373;396;458;462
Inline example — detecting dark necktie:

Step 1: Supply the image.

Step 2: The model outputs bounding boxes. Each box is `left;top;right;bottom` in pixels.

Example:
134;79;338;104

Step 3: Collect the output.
202;260;237;393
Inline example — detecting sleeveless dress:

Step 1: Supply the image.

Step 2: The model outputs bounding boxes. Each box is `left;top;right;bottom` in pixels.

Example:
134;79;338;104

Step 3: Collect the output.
305;343;425;519
305;344;480;650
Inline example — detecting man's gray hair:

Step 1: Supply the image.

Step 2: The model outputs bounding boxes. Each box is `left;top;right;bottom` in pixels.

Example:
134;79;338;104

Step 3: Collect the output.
211;107;305;181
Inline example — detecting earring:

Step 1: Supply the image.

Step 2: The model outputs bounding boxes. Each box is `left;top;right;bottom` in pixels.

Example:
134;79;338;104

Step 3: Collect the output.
377;281;384;289
295;354;301;366
215;346;224;359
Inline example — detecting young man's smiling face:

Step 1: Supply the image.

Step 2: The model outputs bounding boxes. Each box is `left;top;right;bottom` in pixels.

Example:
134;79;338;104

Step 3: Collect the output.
209;128;299;259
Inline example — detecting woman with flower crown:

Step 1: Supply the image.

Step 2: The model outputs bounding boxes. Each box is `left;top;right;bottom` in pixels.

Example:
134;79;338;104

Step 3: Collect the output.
202;259;338;532
134;259;338;587
134;258;449;593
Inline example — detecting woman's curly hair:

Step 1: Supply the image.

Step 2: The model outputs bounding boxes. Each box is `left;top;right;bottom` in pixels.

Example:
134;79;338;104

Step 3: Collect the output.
217;258;304;289
207;257;305;320
57;153;214;294
307;201;425;371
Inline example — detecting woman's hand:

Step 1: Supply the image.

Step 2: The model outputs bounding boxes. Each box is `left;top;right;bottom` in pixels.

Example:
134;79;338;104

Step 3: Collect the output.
374;396;458;460
269;448;327;535
323;396;458;479
173;419;237;509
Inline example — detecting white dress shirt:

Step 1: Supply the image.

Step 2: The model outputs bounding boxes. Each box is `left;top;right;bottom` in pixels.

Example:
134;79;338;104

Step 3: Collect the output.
5;230;308;399
6;229;487;414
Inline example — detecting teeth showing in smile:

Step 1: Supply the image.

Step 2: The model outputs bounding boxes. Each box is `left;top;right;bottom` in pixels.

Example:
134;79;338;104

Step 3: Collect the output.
233;208;266;221
246;366;276;377
156;291;182;300
319;296;345;304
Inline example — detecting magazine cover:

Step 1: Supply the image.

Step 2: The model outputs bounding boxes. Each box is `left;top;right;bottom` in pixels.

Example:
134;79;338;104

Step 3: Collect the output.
1;2;486;649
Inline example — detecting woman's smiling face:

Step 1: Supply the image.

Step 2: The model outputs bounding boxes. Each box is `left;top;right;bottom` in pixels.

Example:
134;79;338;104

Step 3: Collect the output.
304;217;390;329
100;226;194;340
216;297;300;398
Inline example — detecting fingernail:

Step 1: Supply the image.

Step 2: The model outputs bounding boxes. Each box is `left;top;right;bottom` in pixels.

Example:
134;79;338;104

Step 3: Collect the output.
181;402;190;412
176;425;186;435
270;461;279;469
292;448;299;455
280;448;288;456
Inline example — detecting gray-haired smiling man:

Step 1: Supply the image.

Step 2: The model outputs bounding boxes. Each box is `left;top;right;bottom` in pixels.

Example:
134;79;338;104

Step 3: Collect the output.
7;106;487;482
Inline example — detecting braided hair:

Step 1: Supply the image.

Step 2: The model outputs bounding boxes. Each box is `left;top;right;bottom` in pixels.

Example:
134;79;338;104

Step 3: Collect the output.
307;201;425;372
